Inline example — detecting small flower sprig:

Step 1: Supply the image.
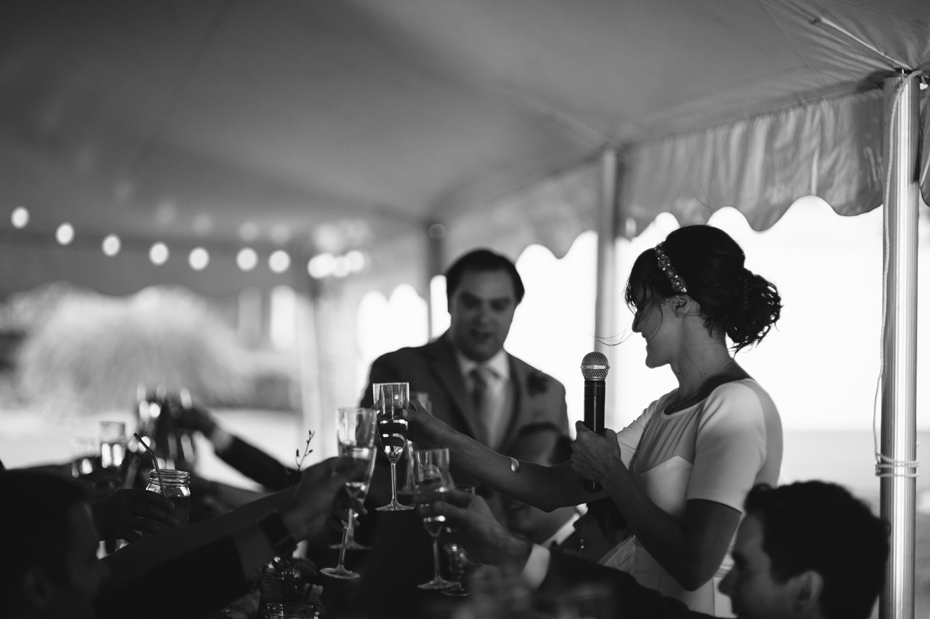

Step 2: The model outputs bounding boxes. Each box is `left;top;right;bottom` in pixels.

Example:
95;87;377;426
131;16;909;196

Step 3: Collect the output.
294;429;316;473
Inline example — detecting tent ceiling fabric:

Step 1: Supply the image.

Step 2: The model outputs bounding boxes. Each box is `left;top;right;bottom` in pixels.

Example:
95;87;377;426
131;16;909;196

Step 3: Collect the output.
0;0;927;269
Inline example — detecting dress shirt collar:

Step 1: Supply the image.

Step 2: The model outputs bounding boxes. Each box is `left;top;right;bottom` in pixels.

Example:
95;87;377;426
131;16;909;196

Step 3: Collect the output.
452;342;510;382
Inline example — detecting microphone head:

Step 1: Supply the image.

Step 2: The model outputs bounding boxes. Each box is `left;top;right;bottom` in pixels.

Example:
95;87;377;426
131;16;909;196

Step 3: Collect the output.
581;351;610;380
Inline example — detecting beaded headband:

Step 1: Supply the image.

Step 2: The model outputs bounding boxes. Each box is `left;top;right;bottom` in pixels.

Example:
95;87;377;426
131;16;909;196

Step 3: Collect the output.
654;243;688;294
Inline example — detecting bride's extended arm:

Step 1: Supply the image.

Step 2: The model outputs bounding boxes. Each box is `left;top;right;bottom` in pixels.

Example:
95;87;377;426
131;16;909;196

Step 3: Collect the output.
404;405;600;511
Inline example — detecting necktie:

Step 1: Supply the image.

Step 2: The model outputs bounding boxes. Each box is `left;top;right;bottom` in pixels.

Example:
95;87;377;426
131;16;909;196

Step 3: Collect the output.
471;366;493;446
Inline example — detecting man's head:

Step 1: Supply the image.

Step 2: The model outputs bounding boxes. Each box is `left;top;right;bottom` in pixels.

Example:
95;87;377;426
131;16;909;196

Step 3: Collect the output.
720;481;889;619
0;470;108;619
445;249;524;362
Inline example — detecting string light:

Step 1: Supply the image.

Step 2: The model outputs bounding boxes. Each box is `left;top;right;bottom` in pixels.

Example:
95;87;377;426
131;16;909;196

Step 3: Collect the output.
346;250;365;272
237;248;258;271
149;243;169;265
333;256;351;278
308;253;335;279
102;234;121;257
11;207;29;229
55;223;75;246
189;247;209;271
7;209;368;279
269;250;290;273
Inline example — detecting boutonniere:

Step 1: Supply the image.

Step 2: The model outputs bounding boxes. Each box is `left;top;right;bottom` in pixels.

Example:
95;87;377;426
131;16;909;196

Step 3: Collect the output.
527;371;550;396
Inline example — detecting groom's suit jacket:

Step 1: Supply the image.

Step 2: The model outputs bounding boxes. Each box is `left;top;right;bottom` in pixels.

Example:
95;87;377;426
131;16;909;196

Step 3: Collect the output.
353;333;569;617
359;331;569;456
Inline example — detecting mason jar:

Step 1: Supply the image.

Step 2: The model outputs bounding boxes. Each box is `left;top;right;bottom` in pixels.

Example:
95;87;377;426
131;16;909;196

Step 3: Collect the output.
145;469;191;526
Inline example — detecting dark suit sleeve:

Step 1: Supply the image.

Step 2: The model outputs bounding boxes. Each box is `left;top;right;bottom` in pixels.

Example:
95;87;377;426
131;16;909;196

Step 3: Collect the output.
97;537;248;619
541;552;712;619
217;436;299;491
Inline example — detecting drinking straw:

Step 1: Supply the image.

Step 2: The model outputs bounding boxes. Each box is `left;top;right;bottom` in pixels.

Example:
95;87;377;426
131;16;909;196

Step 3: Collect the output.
133;433;166;497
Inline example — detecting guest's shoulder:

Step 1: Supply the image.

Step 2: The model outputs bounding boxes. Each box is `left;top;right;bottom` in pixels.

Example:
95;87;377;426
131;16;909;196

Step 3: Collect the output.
372;338;443;365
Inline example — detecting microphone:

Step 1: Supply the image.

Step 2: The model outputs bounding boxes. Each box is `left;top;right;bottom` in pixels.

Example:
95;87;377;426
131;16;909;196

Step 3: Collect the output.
580;351;610;493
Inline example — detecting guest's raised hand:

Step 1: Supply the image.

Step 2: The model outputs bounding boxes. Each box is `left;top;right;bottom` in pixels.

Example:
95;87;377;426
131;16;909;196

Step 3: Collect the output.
401;399;449;448
91;488;179;543
178;402;217;436
432;489;532;570
283;457;367;540
570;421;623;487
326;486;368;534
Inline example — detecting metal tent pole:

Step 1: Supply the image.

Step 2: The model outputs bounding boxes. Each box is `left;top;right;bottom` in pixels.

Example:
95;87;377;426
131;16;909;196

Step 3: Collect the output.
594;148;620;353
878;72;920;619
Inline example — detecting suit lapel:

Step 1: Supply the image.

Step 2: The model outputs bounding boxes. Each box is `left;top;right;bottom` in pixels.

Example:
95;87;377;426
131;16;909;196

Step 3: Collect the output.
424;334;484;441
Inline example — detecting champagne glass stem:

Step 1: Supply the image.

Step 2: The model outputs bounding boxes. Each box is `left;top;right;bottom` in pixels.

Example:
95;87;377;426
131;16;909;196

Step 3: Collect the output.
343;508;356;548
389;461;399;503
344;511;356;546
335;525;350;569
322;511;358;579
431;535;443;582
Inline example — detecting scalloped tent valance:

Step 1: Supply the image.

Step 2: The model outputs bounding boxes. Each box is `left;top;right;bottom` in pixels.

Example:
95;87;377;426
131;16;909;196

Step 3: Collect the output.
449;87;928;268
621;88;930;237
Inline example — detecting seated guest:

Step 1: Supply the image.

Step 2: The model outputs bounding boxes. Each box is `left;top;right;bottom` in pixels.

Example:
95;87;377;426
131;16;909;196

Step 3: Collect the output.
433;481;889;619
0;455;180;546
502;423;584;547
0;458;360;619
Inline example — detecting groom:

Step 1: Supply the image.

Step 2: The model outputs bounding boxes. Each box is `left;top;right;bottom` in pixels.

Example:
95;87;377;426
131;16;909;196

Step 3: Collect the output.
360;248;569;487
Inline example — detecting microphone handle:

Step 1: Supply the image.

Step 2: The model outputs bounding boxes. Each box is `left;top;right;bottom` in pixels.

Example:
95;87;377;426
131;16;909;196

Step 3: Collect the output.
583;379;606;493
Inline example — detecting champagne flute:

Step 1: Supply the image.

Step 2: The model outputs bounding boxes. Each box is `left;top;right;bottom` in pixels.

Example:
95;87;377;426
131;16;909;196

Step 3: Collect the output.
330;437;378;552
374;382;414;512
441;484;476;597
321;407;378;580
399;391;432;498
413;448;456;590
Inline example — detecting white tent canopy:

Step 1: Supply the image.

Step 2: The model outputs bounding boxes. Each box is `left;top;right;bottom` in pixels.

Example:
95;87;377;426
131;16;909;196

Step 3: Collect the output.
1;0;927;286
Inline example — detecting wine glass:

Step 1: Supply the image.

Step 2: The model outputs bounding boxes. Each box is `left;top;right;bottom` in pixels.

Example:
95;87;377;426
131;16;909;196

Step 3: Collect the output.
374;382;414;512
413;448;456;590
321;407;378;580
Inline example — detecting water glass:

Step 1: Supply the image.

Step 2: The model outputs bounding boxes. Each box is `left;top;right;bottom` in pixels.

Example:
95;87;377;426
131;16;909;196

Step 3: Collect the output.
70;437;99;478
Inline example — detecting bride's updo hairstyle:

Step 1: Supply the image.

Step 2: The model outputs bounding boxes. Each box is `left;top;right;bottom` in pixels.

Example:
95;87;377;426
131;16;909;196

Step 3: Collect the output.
624;225;782;351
